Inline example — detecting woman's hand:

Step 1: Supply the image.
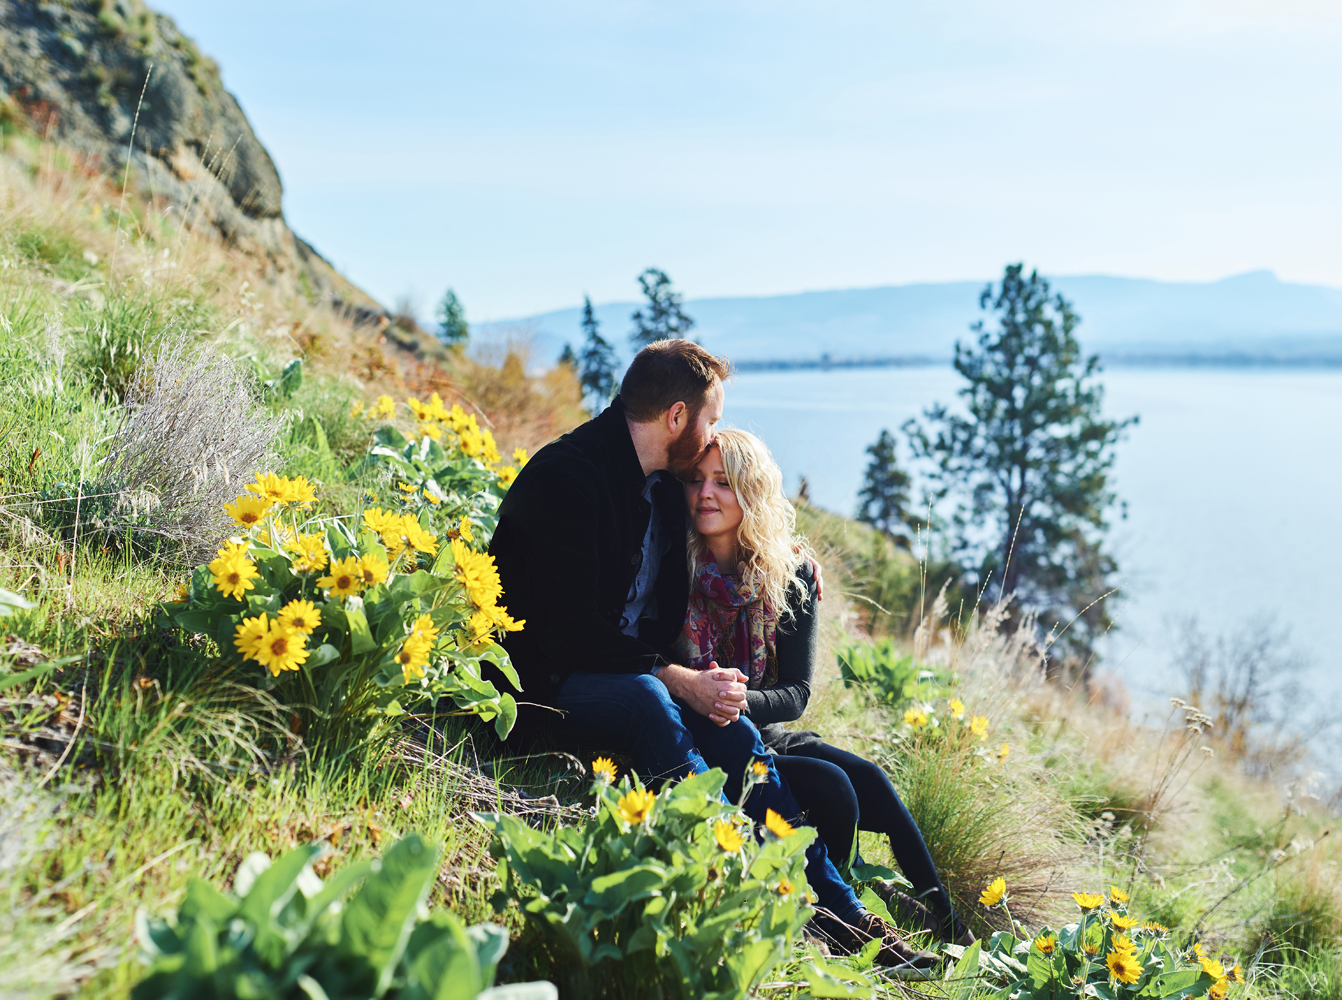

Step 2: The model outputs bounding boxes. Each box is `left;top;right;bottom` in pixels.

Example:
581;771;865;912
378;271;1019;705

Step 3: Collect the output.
659;662;748;726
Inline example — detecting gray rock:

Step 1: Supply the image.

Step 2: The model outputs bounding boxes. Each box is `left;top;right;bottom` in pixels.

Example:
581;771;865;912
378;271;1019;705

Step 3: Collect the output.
0;0;398;329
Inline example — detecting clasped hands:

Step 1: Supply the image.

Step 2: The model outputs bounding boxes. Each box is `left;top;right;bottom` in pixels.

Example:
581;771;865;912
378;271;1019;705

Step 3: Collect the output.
657;661;748;727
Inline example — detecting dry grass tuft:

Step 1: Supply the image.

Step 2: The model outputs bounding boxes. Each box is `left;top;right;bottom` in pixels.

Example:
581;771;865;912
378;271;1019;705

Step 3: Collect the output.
102;333;281;563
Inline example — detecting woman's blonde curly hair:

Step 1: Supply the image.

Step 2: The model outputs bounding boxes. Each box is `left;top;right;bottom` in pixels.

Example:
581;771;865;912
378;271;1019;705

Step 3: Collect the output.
687;428;813;620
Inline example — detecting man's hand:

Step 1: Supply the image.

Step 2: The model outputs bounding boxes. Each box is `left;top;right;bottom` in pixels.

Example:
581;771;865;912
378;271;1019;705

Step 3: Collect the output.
659;661;748;726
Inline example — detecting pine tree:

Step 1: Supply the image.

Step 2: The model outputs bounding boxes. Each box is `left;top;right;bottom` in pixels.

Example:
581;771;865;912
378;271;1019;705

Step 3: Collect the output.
436;288;468;346
578;296;618;414
904;263;1137;668
557;343;578;370
629;268;695;348
855;429;912;541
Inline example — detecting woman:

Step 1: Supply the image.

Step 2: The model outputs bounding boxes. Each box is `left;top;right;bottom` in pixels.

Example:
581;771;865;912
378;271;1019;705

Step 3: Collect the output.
676;429;973;947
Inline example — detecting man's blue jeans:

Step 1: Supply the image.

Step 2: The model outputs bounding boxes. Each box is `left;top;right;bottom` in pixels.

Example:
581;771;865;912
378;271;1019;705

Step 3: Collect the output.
552;671;863;923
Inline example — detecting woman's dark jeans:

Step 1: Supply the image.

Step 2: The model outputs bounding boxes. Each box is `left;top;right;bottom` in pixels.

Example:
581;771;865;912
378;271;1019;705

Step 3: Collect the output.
552;671;864;923
772;741;962;932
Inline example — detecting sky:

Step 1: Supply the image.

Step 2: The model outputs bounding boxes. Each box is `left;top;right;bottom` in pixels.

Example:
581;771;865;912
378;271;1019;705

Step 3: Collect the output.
152;1;1342;321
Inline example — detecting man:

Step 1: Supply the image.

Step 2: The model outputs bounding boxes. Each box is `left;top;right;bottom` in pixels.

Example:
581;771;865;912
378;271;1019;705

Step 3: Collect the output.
489;339;936;974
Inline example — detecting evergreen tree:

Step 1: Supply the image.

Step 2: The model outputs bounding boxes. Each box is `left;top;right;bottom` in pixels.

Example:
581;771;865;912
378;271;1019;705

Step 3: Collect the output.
436;288;468;346
629;268;695;348
578;296;618;413
904;264;1137;668
855;429;912;541
557;343;579;370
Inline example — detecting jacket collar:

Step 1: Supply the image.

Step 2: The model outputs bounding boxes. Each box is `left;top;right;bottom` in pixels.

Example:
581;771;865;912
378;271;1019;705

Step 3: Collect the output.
594;396;656;496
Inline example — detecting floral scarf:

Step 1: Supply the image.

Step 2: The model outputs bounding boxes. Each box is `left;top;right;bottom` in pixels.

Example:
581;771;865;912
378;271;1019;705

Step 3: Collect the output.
676;560;777;688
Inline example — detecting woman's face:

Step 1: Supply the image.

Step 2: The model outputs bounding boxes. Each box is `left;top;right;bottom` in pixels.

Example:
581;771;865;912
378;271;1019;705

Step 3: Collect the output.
686;445;743;548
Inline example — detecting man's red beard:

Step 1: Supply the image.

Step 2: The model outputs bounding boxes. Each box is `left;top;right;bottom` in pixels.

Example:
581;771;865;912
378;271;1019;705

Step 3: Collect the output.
666;411;708;475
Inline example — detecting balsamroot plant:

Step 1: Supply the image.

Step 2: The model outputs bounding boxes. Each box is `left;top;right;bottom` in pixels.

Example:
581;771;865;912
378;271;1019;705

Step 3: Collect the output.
100;334;280;562
478;766;813;1000
132;833;557;1000
960;880;1243;999
162;471;525;746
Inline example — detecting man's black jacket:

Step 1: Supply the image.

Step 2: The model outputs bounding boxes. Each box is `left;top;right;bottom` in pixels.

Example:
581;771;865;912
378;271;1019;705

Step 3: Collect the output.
488;397;689;731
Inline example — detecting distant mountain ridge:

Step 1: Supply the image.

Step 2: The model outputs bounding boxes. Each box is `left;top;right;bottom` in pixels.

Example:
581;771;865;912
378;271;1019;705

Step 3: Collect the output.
491;270;1342;368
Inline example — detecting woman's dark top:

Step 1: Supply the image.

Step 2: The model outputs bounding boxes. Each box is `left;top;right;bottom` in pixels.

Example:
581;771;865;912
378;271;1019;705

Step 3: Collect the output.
743;561;823;753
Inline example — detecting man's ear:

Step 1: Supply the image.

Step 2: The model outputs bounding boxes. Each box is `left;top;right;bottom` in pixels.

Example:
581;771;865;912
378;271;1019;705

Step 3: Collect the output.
666;401;687;433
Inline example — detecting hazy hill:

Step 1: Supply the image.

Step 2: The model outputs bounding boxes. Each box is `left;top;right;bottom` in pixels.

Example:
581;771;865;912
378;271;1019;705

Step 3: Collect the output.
497;270;1342;368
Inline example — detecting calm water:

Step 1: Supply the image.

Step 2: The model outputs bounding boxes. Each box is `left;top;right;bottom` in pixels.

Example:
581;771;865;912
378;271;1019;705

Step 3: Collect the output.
723;367;1342;706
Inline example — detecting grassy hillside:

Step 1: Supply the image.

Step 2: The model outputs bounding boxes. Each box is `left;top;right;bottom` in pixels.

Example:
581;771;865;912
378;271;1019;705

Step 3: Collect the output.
0;131;1339;1000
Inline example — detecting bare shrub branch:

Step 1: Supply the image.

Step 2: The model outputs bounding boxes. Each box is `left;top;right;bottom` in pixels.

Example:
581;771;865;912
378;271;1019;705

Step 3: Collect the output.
101;334;281;564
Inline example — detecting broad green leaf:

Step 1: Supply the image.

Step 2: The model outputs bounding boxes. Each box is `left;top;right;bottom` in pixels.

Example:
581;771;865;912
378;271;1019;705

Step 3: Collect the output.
344;605;377;655
800;954;875;998
306;643;340;669
943;940;982;1000
492;693;517;739
858;887;894;925
476;983;558;1000
336;833;442;996
401;910;480;1000
179;879;239;925
0;587;36;615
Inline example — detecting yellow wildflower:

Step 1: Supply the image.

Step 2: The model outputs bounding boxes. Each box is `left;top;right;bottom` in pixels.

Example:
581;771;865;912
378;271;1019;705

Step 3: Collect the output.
970;715;990;738
448;403;472;432
406;520;438;556
948;697;965;718
1082;940;1100;956
904;706;929;729
497;465;518;486
750;760;769;778
451;539;504;609
1034;933;1056;955
317;556;363;599
514;447;529;466
420;421;443;441
458;516;474;544
764;809;796;839
1106;949;1141;985
244;472;288;505
979;877;1006;907
410;613;440;645
285;533;329;573
1073;892;1104;911
209;544;259;600
459;427;484;458
776;877;794;897
171;581;190;603
1110;914;1138;930
233;615;270;660
279;475;317;507
1111;934;1137;953
1201;958;1226;981
253;621;309;676
358;551;390;587
1143;921;1169;935
363;507;400;536
398;481;418;494
1208;982;1228;1000
713;819;743;852
350;400;364;418
467;610;495;644
224;493;273;527
1229;963;1244;984
617;788;656;825
395;634;434;682
1109;885;1130;904
371;394;395;418
592;757;617;784
997;742;1011;762
278;599;321;636
483;603;525;632
423;489;441;505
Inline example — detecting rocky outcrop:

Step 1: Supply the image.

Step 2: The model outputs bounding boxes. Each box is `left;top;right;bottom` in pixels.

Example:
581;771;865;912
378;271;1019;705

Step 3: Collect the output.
0;0;390;326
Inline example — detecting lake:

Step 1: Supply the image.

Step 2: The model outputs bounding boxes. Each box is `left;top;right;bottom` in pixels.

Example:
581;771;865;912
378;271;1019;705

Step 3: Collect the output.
722;366;1342;710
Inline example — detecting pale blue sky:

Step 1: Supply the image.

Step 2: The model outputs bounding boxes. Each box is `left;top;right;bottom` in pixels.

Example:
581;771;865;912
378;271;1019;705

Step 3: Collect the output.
153;1;1342;320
